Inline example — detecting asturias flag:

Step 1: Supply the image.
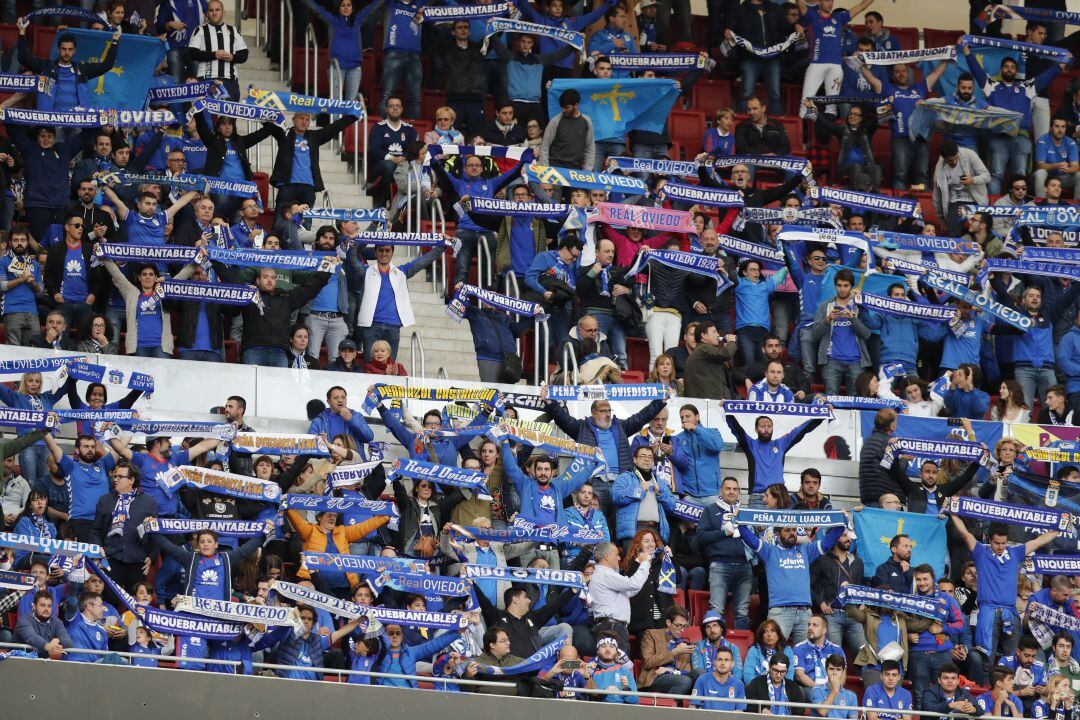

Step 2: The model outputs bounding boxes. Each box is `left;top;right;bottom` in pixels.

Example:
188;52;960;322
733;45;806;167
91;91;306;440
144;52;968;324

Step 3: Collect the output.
853;507;947;579
547;78;680;142
52;29;165;110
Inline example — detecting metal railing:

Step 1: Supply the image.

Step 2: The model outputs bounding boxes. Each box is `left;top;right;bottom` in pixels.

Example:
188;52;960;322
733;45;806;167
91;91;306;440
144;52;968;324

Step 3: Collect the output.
561;338;579;385
410;331;426;378
303;24;318;97
476;235;493;291
278;0;293;84
0;642;1015;720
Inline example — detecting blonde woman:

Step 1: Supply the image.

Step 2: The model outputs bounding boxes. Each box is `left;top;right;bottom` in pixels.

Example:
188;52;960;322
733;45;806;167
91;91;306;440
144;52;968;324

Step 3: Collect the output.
0;372;67;485
424;107;465;146
647;353;683;396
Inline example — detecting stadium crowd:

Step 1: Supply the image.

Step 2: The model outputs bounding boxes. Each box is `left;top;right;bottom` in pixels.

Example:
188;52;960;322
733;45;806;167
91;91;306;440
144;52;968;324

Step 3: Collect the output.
0;0;1080;715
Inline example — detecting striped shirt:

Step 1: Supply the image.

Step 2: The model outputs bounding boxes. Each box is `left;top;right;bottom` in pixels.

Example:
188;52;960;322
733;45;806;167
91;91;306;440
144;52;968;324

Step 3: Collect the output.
188;22;247;81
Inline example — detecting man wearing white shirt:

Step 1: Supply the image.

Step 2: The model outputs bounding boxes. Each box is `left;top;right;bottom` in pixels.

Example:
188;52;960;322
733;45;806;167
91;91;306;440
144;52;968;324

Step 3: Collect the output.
589;541;651;653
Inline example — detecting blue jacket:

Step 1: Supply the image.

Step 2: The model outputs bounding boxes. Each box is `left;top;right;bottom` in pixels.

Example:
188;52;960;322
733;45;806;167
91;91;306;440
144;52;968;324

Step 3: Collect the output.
0;384;66;440
65;613;109;662
377;404;475;465
382;0;425;53
513;0;616;69
691;638;744;678
670;426;723;498
725;414;823;494
589;660;639;703
922;313;990;370
742;645;795;684
525;250;579;296
465;306;516;363
992;276;1080;368
274;630;325;680
431;160;524;233
306;0;385;70
863;309;938;368
612;469;677;541
941;387;990;420
695;501;750;565
733;268;787;330
500;440;593;525
7;127;86;209
562;504;610;562
968;50;1060;132
12;514;57;566
1058;325;1080;393
545;398;667;474
375;631;459;688
308;407;374;455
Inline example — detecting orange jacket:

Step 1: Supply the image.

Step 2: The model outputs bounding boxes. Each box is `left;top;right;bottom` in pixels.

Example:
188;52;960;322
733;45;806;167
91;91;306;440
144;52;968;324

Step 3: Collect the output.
285;509;389;587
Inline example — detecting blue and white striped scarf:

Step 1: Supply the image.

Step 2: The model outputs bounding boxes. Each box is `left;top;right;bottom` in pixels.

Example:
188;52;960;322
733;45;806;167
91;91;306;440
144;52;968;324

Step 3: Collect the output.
0;356;83;378
0;532;103;558
480;18;584;56
1021;247;1080;264
188;98;285;126
606;156;698;177
810;186;920;218
962;33;1073;64
881;256;971;285
302;207;387;225
839;584;948;621
715;234;784;264
984;258;1080;284
462;564;587;591
246;87;365;118
463;197;570;220
475;634;570;675
871;230;979;255
271;579;469;629
450;520;605;545
390;458;492;500
922;273;1031;331
599;53;715;72
159;465;281;503
421;2;511;22
148;80;224;104
525;162;647;194
447;284;546;323
722;399;833;419
817;395;906;411
425;143;533;165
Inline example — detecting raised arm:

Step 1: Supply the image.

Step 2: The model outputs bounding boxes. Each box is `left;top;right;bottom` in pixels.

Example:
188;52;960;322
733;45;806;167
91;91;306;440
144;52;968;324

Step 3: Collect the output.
164;190;200;221
950;512;978;552
101;184;130;221
1025;530;1061;556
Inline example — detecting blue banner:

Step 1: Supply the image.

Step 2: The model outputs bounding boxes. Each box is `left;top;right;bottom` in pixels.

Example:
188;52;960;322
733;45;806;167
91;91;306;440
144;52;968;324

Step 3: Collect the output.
852;508;947;579
858;412;1003;448
921;46;1017;102
55;29;165;111
524;163;647;195
547;78;680;142
909;99;1022;141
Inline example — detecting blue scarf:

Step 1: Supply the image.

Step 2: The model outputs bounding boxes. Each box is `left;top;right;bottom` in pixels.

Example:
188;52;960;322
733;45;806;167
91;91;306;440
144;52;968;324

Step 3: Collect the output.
857;292;954;322
205;247;335;271
601;53;715;72
670;498;704;523
1028;555;1080;576
302;207;387;224
493;428;607;470
55;408;138;424
475;633;570;675
426;143;533;165
722;399;833;419
27;7;106;25
245;87;365;118
922;273;1031;331
302;552;425;574
721;30;805;58
351;231;450;249
373;570;474;599
0;74;51;94
108;171;258;199
881;256;971;285
66;360;154;394
736;509;847;527
0;356;83;378
159;465;281;503
660;181;743;208
991;5;1080;27
463;197;570;220
2;108;103;127
1020;247;1080;264
0;407;54;430
818;395;906;411
984;258;1080;285
872;230;979;255
740;206;837;225
715;233;785;264
95;242;198;266
606;157;697;177
1019;206;1080;227
138;518;268;538
447;284;546;323
0;570;35;592
962;34;1073;64
230;432;330;456
188;98;285;127
462;564;587;591
860;45;957;66
108;493;136;537
449;520;605;545
948;496;1069;532
157;279;262;311
148;79;223;104
480;18;583;55
524;163;647;194
363;383;500;413
271;579;469;630
104;420;236;440
625;249;733;295
421;2;510;22
810;186;920;218
838;584;948;621
0;532;103;558
658;548;677;595
390;458;492;500
883;438;994;470
706;154;813;177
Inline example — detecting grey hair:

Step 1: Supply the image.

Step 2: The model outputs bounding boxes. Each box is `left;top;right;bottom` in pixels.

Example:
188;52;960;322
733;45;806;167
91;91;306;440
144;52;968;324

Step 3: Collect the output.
593;542;617;564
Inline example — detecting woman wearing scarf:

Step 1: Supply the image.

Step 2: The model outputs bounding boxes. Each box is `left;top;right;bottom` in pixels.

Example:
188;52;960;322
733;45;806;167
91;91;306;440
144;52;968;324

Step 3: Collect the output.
620;528;677;638
365;340;409;376
64;379;144;438
392;471;464;558
741;618;796;684
0;372;68;487
193;112;274;223
286;323;319;369
76;315;119;355
103;260;197;358
11;490;55;569
423;107;466;146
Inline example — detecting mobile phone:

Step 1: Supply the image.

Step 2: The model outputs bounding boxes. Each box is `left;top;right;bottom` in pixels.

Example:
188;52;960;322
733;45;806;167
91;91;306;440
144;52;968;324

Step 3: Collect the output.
562;660;582;670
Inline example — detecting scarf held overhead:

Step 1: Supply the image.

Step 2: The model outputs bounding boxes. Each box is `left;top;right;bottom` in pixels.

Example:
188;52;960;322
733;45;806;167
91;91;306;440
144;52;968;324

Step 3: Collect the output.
948;495;1070;532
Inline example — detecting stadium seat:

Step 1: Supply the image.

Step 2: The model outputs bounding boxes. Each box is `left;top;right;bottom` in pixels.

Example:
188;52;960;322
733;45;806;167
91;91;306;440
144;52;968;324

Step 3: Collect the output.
691;80;732;118
687;589;709;624
669;110;707;159
252;172;271;210
891;27;920;51
291;46;330;95
923;29;963;49
727;630;753;659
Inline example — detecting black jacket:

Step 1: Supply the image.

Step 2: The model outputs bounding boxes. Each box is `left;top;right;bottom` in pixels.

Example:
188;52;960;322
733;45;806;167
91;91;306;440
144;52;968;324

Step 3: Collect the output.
745;676;805;714
858;431;909;504
64;202;117;244
905;462;978;514
265;116;359;191
194;110;275;179
872;557;913;594
810;550;865;609
437;37;487;100
88;490;158;564
476;583;577;659
576;264;632;313
734;118;792;156
44;239;108;302
728;0;788;47
736;358;811;397
480;121;526;146
215;263;330;351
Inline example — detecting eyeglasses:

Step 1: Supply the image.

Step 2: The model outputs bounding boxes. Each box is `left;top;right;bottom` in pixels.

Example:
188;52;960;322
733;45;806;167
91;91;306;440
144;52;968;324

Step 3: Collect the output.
113;473;132;480
809;255;826;262
68;223;83;228
435;116;451;121
669;621;689;630
1012;185;1027;190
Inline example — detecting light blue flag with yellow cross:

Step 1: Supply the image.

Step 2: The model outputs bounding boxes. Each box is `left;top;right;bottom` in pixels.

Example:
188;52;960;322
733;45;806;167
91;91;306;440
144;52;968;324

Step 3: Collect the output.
52;29;166;111
852;507;947;580
546;78;681;142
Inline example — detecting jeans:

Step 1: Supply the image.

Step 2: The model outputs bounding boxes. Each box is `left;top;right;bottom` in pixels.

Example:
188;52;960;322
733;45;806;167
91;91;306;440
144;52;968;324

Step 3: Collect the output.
380;51;422;118
177;349;223;363
708;561;752;629
448;99;484;141
478;359;503;383
592;311;627;369
768;606;811;646
1070;391;1080;421
167;48;196;82
19;444;49;487
3;313;38;346
645;672;694;695
594;140;625;172
909;649;951;710
770;295;796;345
798;323;818;382
825;610;866;656
736;326;768;367
242;347;288;367
360;323;402;361
1032;97;1051;142
1015;365;1056;407
342;66;362;102
645;309;682;366
135;347;171;359
978;607;1020;676
306;313;349;363
1;0;44;23
590;478;613;516
822;358;863;396
105;305;125;346
537;622;573;647
740;56;783;115
454;229;496;289
989;135;1032;195
891;136;929;189
841;162;883;192
55;302;94;333
370;159;398;206
275;184;316;211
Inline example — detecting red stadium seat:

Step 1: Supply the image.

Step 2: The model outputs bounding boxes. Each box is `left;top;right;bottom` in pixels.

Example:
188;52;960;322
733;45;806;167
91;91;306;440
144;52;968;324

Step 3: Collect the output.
727;630;753;659
924;29;963;49
669;110;707;159
620;370;645;384
30;26;56;58
626;337;649;374
692;80;733;118
252;172;270;210
421;90;447;124
687;589;709;624
290;46;329;94
891;27;920;51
